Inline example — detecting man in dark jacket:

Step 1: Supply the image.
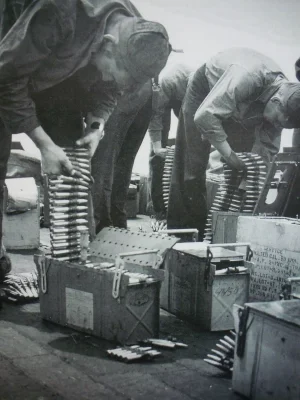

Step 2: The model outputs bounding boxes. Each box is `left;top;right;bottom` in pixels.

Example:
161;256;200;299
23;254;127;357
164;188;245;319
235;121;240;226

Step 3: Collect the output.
167;48;300;240
0;0;171;269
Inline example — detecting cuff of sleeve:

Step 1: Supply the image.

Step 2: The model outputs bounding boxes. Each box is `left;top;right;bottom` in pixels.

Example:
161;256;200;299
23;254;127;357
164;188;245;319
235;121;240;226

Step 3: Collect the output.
4;115;40;135
203;132;228;143
149;130;162;143
91;109;111;123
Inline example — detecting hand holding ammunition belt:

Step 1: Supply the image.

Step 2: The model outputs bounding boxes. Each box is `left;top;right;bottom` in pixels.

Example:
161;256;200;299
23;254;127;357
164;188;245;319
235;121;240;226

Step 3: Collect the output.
48;147;92;262
204;153;267;243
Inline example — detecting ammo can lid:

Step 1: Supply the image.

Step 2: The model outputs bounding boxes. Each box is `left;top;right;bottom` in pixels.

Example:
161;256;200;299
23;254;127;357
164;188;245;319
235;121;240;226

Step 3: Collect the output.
245;300;300;328
172;242;245;262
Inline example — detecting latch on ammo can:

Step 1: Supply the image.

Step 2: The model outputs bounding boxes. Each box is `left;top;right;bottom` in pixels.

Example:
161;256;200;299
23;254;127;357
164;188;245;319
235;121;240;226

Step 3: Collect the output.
236;306;250;358
112;249;161;300
204;243;252;291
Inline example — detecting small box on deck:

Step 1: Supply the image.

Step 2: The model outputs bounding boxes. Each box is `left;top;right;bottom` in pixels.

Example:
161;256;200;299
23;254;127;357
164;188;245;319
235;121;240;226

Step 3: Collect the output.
160;242;253;331
232;300;300;400
3;177;40;250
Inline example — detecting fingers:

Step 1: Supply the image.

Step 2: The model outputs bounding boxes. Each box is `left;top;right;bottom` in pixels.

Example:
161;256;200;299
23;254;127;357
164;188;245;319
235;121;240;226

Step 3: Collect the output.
61;156;74;176
76;132;102;157
76;136;88;147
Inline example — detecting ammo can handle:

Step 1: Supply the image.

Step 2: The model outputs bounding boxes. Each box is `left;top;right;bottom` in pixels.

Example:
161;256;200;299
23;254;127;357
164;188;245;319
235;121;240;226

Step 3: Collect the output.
35;255;47;294
207;243;253;261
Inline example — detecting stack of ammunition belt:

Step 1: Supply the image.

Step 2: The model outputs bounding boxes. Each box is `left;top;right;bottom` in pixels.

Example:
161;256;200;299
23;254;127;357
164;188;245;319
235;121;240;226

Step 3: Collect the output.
48;148;91;262
162;146;175;210
204;153;267;243
204;330;236;373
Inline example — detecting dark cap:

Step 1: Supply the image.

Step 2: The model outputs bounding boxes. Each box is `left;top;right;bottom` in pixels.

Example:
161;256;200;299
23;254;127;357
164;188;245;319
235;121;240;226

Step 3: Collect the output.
295;57;300;81
283;83;300;128
118;17;171;84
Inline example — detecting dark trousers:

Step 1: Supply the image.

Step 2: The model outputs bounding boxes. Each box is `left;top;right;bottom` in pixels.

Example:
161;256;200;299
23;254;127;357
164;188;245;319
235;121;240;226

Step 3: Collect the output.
167;65;211;240
167;64;256;240
0;120;12;256
149;101;182;217
92;96;152;233
292;129;300;147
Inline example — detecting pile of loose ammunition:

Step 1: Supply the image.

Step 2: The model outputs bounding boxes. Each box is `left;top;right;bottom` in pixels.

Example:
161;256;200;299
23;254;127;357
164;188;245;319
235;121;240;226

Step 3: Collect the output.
48;148;92;262
203;153;267;243
107;345;161;362
162;146;175;210
204;330;236;373
2;271;39;302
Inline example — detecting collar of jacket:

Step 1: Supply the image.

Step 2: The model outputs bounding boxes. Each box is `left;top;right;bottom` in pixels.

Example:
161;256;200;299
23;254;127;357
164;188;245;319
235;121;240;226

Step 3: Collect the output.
257;74;287;104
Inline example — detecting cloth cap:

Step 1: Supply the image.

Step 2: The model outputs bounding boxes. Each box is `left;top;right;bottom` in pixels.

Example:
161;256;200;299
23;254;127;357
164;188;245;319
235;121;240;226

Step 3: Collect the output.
118;17;171;83
283;83;300;128
295;57;300;81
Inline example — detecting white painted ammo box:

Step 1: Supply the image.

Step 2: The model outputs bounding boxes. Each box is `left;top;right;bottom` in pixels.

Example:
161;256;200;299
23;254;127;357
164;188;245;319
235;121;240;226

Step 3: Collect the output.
160;242;253;331
232;300;300;400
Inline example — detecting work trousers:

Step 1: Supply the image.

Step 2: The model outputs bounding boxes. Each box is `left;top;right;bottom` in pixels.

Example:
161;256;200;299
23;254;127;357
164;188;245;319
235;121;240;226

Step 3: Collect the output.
149;101;182;218
167;64;256;240
92;96;152;233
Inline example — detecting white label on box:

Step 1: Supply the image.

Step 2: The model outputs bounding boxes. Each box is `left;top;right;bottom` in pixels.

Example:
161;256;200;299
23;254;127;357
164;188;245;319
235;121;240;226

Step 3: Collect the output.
65;288;94;330
249;246;300;301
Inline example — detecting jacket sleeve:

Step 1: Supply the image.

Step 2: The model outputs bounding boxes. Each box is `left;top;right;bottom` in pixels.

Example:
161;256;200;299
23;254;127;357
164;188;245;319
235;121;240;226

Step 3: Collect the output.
88;88;118;122
193;65;260;143
0;2;68;134
252;123;281;164
148;76;175;143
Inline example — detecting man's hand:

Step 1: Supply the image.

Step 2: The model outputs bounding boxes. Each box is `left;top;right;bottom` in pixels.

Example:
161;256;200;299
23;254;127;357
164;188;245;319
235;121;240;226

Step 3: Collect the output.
40;143;75;176
224;151;246;171
27;126;77;177
76;118;105;157
154;148;167;159
152;140;167;159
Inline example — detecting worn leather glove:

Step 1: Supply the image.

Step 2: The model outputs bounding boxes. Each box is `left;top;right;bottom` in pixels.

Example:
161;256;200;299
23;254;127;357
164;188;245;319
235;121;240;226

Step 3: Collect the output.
223;151;246;171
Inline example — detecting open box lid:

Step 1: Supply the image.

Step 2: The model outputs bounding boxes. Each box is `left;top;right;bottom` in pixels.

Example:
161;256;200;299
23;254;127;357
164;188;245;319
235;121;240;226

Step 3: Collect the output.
172;242;250;262
89;227;180;279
